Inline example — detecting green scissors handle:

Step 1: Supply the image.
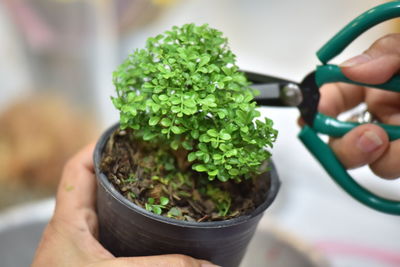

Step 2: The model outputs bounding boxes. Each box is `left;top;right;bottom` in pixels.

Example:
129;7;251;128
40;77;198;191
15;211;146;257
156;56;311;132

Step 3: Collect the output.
313;113;400;141
317;1;400;64
316;64;400;92
299;126;400;215
300;1;400;215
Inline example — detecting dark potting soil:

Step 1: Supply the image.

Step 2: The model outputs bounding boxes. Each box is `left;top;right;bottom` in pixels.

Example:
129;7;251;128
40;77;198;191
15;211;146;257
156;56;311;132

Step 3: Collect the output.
100;128;270;222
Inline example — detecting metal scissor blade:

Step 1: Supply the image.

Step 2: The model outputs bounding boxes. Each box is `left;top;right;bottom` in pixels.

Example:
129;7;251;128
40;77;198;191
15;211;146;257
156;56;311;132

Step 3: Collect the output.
251;83;284;106
244;71;303;107
251;82;303;107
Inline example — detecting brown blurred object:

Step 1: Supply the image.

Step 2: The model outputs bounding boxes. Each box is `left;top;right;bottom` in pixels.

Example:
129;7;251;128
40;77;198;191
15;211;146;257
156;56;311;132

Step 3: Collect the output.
0;94;98;209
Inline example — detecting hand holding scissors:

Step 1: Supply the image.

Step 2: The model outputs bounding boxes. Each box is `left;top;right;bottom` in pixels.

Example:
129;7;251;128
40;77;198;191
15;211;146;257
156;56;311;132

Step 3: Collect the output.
250;1;400;215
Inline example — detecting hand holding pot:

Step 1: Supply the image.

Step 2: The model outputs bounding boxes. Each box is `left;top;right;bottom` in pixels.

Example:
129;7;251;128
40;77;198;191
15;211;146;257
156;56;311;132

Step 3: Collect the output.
318;33;400;179
32;144;218;267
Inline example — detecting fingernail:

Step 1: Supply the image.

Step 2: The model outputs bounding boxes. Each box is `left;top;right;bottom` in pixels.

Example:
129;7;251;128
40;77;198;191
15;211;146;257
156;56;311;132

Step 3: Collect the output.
388;114;400;125
340;54;372;67
201;264;222;267
356;131;383;153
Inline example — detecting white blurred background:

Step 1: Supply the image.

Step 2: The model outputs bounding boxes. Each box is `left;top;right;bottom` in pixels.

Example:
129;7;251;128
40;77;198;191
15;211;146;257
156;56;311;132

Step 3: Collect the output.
0;0;399;266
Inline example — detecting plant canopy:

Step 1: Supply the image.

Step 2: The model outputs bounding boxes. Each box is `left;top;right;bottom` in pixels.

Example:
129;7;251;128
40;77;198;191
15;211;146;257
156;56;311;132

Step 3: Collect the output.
112;23;277;182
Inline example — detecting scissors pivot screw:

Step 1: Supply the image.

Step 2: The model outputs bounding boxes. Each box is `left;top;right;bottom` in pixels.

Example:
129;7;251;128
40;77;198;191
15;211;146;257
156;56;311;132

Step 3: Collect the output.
282;83;303;106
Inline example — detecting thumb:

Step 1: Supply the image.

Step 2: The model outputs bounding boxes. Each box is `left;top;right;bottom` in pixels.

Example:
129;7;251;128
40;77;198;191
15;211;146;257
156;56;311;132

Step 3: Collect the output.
330;124;389;169
94;254;220;267
340;33;400;84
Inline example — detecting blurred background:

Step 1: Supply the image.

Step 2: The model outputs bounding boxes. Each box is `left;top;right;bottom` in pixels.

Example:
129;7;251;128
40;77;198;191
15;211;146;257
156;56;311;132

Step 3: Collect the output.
0;0;399;266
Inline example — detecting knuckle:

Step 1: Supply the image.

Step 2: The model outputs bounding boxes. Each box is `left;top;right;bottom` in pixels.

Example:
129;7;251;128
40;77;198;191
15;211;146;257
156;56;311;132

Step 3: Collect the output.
370;163;398;180
370;33;400;54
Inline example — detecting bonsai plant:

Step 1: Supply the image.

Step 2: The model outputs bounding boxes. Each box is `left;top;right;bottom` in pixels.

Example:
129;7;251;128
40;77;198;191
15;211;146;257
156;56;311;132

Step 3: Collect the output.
94;23;280;267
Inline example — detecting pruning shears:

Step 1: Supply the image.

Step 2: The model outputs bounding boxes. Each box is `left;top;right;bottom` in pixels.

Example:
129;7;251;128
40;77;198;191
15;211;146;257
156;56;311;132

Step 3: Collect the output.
250;1;400;215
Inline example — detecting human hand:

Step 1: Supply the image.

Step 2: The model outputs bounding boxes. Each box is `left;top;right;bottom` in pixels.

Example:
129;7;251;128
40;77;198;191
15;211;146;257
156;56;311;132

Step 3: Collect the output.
317;33;400;179
32;144;218;267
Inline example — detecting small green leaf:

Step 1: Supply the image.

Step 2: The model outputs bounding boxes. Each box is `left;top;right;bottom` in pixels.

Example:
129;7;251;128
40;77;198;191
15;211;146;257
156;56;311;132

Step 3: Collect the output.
171;106;181;113
211;141;219;148
229;168;239;176
171;126;184;134
159;94;169;101
207;129;218;137
182;140;193;150
143;131;157;140
149;116;160;126
217;111;226;119
220;132;231;140
182;107;195;115
187;62;196;72
171;97;181;105
167;207;182;218
191;130;199;139
194;164;207;172
122;105;137;116
198;143;208;152
208;169;218;176
213;154;222;160
195;151;204;157
160;196;169;205
199;55;210;67
218;175;229;182
183;99;196;107
203;153;210;163
151;103;161;112
142;82;153;89
157;64;166;73
199;134;212;143
111;97;123;108
170;140;179;150
225;149;237;157
161;118;172;127
153;206;162;215
145;203;152;211
147;198;155;204
219;144;230;152
188;152;197;162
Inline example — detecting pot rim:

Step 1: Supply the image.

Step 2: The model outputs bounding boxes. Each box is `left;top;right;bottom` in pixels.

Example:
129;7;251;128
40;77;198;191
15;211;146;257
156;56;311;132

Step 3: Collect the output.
94;123;280;229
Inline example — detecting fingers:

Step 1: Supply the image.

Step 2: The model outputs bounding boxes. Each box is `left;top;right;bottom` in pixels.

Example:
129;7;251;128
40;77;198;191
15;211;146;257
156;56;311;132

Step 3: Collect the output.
370;139;400;179
318;82;365;117
332;123;400;179
334;33;400;178
319;34;400;117
329;124;389;169
338;33;400;123
33;143;114;267
341;33;400;84
55;143;96;220
53;143;101;239
93;254;220;267
365;89;400;124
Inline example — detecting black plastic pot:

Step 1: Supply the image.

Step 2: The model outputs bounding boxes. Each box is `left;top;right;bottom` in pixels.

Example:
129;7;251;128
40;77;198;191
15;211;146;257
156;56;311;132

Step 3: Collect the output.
94;123;280;267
